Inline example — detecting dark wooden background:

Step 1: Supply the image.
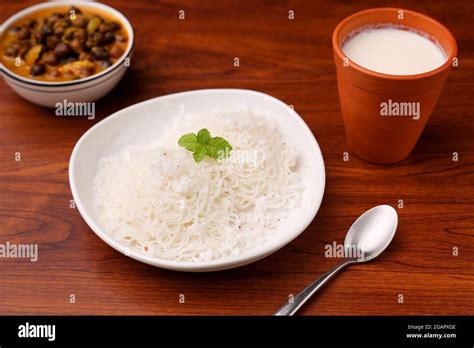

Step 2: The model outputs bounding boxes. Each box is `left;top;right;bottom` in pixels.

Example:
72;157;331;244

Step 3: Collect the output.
1;0;473;315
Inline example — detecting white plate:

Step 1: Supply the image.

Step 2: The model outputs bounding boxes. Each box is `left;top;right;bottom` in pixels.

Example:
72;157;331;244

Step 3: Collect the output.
69;89;325;271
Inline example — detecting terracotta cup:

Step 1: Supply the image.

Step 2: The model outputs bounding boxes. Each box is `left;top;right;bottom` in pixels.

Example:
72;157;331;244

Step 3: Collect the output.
332;8;457;164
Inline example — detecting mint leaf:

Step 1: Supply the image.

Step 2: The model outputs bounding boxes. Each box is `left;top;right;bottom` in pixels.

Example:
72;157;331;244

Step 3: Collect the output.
178;133;198;152
209;136;232;152
197;129;211;144
205;145;219;159
208;137;232;159
178;128;232;163
193;145;207;162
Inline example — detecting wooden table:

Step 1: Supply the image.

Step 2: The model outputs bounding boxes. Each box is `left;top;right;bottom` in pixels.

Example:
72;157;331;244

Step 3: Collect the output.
1;0;473;316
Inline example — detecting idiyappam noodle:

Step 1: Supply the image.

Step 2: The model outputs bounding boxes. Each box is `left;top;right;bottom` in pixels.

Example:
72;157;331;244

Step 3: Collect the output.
93;108;304;262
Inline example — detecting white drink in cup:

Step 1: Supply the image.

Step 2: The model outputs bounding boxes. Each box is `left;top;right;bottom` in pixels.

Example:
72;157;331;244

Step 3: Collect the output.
342;25;448;75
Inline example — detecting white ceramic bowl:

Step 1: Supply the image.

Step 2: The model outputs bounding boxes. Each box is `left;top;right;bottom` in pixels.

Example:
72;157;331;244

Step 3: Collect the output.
0;2;134;107
69;89;326;271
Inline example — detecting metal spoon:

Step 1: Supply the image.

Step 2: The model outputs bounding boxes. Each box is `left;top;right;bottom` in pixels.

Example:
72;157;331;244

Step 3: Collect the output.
274;205;398;316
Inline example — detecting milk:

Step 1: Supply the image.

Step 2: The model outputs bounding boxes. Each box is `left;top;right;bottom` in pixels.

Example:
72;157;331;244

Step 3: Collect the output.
342;26;447;75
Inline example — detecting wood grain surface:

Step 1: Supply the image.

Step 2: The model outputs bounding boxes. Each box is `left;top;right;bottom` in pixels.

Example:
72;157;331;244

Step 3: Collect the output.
1;0;473;315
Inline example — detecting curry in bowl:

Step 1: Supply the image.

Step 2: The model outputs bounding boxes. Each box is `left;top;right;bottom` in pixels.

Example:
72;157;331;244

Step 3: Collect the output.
1;5;129;82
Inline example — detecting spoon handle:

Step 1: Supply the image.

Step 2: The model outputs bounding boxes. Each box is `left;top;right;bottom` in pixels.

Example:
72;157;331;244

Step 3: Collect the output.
273;259;354;316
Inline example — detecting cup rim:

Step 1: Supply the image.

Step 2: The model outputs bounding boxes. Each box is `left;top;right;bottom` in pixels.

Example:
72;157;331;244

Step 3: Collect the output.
0;1;135;87
332;7;457;80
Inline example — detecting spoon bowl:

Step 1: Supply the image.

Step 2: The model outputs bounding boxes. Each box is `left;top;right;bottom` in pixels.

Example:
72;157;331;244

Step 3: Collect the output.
344;205;398;262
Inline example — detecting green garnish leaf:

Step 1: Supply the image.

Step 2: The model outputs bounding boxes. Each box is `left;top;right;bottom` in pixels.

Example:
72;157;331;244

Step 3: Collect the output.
178;133;198;152
193;145;207;162
178;128;232;163
196;128;211;144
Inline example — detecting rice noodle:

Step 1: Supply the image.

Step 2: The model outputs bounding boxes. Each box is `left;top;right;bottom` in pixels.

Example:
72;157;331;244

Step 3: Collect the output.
93;108;304;262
